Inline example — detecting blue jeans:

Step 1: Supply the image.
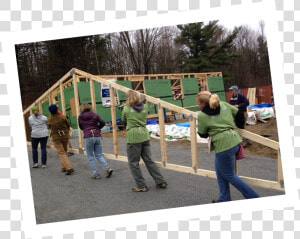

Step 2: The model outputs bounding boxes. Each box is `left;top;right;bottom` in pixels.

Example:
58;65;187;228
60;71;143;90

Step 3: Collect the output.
215;144;260;202
84;137;110;176
31;137;48;165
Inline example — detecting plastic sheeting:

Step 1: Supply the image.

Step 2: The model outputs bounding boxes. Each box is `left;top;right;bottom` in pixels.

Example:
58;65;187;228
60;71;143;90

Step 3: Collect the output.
146;124;208;144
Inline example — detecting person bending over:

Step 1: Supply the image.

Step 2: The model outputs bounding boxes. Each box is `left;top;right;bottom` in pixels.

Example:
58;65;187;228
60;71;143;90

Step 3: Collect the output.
196;91;259;202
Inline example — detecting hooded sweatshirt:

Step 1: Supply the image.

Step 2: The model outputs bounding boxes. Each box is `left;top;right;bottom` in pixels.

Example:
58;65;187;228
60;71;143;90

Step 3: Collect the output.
28;114;49;138
198;101;242;153
78;111;106;138
121;102;150;144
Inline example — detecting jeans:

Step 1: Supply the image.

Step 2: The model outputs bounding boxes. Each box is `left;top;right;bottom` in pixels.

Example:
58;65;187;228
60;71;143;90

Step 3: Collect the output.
84;137;110;176
31;136;48;165
127;140;165;188
215;144;260;202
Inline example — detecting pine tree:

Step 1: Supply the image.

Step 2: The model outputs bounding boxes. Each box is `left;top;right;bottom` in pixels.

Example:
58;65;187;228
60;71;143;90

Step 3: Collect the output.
175;21;241;73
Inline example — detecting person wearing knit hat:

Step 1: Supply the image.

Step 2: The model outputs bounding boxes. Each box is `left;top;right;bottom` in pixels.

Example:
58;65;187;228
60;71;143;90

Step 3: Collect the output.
47;104;74;175
28;106;49;169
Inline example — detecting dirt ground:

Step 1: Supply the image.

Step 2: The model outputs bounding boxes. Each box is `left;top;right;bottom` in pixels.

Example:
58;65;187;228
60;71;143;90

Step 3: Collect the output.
103;117;279;159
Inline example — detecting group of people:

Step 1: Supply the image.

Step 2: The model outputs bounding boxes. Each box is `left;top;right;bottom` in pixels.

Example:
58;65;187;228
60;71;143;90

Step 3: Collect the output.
29;84;258;202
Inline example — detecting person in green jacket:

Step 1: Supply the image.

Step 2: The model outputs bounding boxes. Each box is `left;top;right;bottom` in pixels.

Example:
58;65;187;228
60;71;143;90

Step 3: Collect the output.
122;90;167;192
197;91;259;202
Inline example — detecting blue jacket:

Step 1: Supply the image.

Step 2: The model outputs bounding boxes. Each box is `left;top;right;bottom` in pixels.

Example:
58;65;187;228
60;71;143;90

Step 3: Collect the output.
229;93;249;113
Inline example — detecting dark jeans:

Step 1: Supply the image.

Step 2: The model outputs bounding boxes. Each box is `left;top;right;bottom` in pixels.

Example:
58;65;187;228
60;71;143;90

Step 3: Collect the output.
127;140;165;188
215;144;260;201
31;137;48;165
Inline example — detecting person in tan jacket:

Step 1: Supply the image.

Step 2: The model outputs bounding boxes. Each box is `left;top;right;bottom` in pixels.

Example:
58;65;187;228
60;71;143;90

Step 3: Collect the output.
47;104;74;175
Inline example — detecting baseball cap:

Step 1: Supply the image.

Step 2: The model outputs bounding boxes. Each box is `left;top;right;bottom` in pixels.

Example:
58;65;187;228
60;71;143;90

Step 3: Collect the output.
229;85;239;90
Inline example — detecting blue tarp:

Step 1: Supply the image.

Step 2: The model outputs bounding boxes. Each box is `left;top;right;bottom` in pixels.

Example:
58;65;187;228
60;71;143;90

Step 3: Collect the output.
248;103;274;110
176;122;190;127
147;119;158;125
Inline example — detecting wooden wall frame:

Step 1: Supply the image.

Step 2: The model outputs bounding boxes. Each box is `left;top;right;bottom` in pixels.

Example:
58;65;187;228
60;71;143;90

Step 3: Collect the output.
23;68;283;192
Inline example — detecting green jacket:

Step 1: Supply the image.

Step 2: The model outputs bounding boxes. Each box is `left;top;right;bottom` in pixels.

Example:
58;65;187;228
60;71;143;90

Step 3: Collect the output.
47;114;70;141
198;101;242;153
121;103;150;144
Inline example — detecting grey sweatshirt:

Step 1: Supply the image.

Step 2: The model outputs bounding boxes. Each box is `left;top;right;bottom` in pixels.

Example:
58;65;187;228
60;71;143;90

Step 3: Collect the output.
28;114;49;138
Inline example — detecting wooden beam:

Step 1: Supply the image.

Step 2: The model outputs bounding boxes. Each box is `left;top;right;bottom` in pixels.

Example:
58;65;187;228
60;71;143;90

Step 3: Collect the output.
237;129;279;150
90;79;97;113
23;69;72;115
72;73;84;150
38;101;43;114
158;104;167;166
278;149;284;187
190;115;198;171
27;141;284;191
110;86;119;157
60;82;66;115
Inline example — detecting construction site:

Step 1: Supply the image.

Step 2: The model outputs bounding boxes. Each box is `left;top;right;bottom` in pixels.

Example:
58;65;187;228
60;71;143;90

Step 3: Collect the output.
21;67;284;223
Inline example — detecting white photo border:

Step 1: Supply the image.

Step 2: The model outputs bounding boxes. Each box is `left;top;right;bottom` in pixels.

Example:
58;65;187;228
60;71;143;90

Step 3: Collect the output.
3;1;295;238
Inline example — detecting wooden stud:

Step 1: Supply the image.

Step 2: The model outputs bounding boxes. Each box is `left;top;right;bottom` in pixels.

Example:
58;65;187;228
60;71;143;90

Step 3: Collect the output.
190;115;199;171
60;82;66;115
110;86;119;157
73;74;84;149
90;79;97;113
278;149;284;187
158;104;167;166
235;161;239;174
38;101;43;114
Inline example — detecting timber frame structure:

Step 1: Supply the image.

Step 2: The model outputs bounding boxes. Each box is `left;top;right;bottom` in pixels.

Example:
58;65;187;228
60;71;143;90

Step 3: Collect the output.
23;68;284;192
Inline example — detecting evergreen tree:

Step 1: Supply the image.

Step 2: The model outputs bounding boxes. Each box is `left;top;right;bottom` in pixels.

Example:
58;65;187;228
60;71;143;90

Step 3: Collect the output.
175;21;241;73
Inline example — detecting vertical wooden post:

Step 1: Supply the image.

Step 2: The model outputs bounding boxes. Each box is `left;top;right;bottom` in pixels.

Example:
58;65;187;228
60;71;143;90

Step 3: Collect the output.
190;115;198;172
60;82;66;115
48;91;53;105
38;101;43;114
72;73;84;150
90;78;97;113
278;149;284;188
158;103;167;166
235;161;239;174
110;86;119;157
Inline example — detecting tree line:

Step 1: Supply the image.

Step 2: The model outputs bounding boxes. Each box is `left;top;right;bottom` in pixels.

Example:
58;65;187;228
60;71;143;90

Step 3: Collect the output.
16;20;271;109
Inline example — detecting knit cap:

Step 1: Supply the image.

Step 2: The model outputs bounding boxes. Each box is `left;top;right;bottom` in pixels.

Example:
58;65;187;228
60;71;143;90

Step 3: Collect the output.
31;106;39;112
48;104;58;114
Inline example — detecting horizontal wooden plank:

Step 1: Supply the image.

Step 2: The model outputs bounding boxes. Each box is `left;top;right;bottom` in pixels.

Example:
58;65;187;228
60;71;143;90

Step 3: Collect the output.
26;141;283;191
237;129;279;150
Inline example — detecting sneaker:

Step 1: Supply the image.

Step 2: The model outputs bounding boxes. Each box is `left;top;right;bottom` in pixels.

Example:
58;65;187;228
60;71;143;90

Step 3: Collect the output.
65;168;74;175
156;182;168;189
42;165;47;169
32;163;39;168
132;186;148;192
91;175;101;179
212;199;221;203
106;168;113;178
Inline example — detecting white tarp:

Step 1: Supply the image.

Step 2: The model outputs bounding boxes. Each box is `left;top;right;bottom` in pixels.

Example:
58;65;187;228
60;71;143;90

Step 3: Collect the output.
146;124;209;144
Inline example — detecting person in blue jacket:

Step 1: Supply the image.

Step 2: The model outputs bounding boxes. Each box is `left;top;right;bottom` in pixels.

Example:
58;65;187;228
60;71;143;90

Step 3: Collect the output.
229;85;250;146
228;86;249;113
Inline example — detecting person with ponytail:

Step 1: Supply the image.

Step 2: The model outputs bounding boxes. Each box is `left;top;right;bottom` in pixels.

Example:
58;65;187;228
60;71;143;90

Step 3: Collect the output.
196;91;259;202
122;90;167;192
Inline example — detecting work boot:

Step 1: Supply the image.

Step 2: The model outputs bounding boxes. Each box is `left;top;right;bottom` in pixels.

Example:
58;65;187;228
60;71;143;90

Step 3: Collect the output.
65;168;74;175
106;168;113;178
